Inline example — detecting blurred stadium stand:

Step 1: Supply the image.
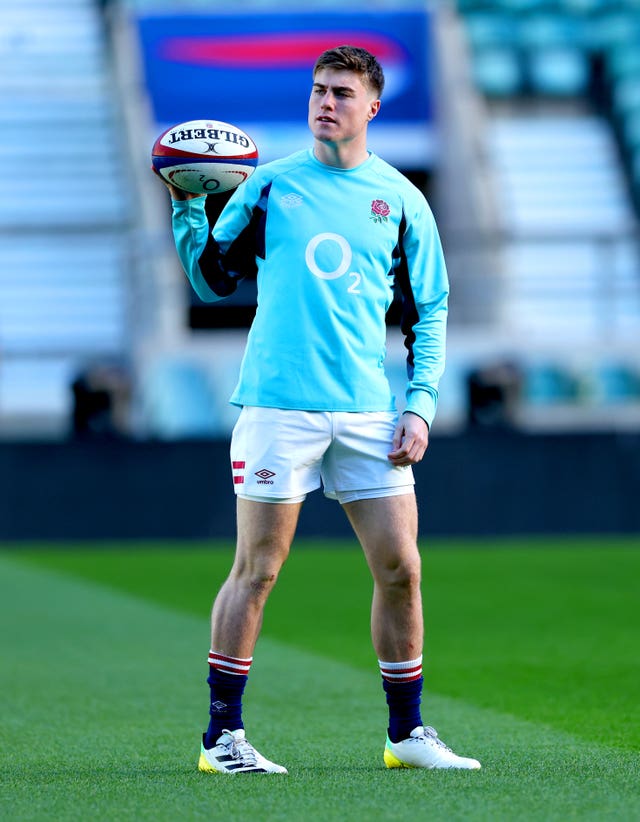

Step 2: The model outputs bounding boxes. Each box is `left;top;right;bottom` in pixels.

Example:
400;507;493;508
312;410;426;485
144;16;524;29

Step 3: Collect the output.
0;0;639;539
1;0;639;440
441;0;640;433
0;0;138;437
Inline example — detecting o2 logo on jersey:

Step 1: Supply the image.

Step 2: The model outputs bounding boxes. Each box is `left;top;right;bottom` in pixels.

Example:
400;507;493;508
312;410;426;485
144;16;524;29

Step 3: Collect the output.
305;232;361;294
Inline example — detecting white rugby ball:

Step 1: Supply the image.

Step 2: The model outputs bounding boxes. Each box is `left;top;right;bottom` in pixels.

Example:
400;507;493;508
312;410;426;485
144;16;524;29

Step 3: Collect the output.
152;119;259;194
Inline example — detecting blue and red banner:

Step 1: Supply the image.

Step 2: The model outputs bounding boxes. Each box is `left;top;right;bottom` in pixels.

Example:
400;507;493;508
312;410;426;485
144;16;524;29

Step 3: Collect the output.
137;11;436;168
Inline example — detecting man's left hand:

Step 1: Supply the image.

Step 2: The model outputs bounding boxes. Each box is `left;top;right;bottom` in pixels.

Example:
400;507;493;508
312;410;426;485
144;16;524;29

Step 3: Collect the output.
387;412;430;466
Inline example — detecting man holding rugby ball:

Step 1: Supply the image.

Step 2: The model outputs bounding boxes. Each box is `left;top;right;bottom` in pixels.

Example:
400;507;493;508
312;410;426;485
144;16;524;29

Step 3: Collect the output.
159;45;480;775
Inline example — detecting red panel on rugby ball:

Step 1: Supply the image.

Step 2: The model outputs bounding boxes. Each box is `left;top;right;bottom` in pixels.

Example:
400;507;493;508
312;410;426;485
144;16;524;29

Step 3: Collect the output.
152;118;259;194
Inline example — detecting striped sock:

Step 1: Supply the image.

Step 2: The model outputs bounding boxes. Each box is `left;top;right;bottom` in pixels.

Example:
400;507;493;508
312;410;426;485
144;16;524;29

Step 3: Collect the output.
207;650;253;676
204;651;253;747
379;656;424;743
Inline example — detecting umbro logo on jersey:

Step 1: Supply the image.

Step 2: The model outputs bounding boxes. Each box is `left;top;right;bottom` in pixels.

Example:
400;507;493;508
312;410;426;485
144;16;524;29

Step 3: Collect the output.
280;193;303;209
255;468;276;484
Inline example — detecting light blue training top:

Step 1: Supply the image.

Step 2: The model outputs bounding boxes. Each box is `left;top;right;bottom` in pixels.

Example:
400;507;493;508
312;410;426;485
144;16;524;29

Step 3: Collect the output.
171;149;449;427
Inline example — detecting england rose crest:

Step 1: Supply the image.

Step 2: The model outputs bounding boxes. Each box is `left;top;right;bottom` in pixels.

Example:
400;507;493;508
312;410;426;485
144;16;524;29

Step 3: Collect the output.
370;199;390;223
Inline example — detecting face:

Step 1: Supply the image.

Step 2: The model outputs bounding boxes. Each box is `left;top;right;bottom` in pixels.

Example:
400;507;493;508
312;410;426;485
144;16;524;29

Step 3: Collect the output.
308;68;380;146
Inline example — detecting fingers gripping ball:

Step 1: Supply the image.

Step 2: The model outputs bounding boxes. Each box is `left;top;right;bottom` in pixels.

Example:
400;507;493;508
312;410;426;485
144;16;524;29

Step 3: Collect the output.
152;119;259;195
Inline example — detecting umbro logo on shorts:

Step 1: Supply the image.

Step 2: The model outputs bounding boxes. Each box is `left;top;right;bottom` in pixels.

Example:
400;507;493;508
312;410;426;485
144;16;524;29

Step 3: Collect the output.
255;468;276;484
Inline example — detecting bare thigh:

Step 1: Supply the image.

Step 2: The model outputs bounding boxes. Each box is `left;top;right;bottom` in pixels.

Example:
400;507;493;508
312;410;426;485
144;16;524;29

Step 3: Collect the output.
342;493;420;582
233;497;303;576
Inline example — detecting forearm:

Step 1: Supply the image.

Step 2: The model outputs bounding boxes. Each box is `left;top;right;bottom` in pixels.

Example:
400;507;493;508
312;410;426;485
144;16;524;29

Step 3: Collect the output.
404;293;448;428
171;197;239;302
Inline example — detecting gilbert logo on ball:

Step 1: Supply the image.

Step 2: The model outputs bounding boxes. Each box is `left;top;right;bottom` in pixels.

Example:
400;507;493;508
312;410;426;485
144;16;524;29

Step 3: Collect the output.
152;119;259;194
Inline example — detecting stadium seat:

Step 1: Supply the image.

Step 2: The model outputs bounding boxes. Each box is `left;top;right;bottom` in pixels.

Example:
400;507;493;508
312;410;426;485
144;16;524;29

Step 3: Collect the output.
613;76;640;125
522;363;581;405
587;9;640;51
526;45;591;95
595;362;640;403
463;9;518;48
471;47;524;96
606;41;640;83
517;10;585;49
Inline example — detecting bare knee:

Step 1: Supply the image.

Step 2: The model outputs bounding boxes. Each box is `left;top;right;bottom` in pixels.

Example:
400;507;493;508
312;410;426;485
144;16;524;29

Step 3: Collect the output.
232;537;290;600
224;564;280;606
247;567;279;598
375;553;421;596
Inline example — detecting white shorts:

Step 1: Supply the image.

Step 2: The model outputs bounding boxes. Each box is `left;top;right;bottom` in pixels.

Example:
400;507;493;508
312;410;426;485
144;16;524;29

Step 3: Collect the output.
230;407;415;504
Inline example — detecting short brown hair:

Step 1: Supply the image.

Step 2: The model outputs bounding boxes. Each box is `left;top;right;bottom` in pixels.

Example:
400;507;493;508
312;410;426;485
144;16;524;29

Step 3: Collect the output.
313;45;385;97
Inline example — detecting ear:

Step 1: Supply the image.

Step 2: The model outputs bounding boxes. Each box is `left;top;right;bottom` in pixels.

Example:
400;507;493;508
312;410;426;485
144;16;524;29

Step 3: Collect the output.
368;100;381;121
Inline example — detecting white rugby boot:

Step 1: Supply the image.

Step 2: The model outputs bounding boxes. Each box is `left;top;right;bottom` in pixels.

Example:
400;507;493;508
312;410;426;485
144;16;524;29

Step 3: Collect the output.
384;725;481;770
198;729;288;774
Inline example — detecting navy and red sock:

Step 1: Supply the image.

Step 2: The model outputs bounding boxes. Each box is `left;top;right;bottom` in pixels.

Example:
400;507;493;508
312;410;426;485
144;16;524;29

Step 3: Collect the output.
204;651;252;748
204;651;424;747
379;656;424;743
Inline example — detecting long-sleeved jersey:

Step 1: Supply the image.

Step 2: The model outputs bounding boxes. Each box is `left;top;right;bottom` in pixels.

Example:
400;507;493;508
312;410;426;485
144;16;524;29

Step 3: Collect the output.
171;148;449;427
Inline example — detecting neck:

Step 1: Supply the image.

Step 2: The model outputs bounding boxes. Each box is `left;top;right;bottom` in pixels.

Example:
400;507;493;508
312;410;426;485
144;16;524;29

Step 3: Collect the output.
313;140;369;170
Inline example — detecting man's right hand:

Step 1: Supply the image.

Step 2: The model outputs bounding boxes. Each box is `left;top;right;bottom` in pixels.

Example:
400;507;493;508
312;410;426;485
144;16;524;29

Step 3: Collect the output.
151;167;205;201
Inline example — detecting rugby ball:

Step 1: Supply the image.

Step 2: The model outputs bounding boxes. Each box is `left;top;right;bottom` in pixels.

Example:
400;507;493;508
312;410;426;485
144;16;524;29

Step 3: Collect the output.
152;119;259;194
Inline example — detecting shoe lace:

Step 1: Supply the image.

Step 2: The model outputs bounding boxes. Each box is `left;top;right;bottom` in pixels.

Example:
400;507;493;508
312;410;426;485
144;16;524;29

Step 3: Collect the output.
223;731;258;767
421;726;453;753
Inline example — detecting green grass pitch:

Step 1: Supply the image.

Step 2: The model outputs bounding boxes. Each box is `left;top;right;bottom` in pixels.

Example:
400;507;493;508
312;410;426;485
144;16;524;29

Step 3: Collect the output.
1;536;639;820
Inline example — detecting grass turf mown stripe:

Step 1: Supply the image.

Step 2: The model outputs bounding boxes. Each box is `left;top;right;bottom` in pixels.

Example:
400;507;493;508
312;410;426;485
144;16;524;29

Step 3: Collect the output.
1;553;639;821
12;538;640;749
